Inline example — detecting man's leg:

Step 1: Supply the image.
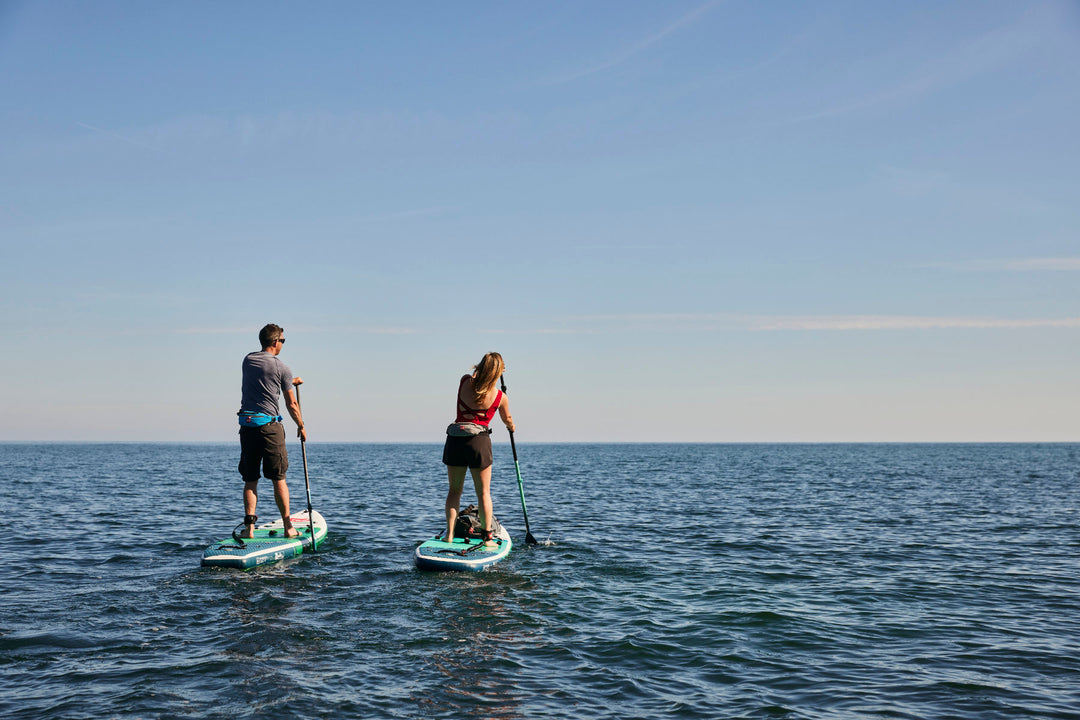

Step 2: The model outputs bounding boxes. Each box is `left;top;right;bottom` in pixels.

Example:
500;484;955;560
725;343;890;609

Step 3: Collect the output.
271;478;298;538
242;481;259;538
238;427;262;539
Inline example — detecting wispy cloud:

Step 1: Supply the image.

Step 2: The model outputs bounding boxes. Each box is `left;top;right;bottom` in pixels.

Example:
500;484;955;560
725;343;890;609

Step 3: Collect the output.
177;325;417;336
76;121;171;154
174;312;1080;338
548;312;1080;333
999;257;1080;271
790;3;1057;123
928;257;1080;272
751;315;1080;331
542;0;724;84
351;206;452;224
62;108;523;158
879;166;1053;216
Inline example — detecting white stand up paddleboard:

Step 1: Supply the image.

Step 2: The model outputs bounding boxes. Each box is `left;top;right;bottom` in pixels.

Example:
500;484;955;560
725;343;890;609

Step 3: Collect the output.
414;520;512;572
202;510;327;570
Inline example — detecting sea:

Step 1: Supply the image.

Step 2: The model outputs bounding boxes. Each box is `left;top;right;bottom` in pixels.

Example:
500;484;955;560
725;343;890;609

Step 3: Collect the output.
1;442;1078;720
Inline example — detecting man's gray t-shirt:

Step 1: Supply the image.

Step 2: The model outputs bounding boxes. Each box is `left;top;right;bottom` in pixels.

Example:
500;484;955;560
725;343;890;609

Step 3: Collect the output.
240;351;293;416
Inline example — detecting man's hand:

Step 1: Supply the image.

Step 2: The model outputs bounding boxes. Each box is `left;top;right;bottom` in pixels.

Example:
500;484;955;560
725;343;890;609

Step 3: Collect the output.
292;377;304;386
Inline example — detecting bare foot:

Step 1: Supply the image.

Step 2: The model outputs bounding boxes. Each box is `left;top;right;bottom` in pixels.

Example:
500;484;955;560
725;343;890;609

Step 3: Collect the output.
283;526;300;539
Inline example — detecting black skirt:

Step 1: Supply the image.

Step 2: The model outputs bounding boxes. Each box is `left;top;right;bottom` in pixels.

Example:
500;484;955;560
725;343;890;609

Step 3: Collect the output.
442;432;493;469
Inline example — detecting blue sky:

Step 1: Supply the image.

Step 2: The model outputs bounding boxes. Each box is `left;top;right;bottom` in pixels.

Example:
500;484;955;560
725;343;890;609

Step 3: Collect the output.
2;1;1078;442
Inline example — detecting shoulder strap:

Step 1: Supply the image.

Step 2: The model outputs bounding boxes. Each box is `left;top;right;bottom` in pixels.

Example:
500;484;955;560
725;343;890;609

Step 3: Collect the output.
457;375;471;410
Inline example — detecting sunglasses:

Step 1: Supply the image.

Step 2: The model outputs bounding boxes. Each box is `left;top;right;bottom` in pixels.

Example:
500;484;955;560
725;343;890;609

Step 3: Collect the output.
277;338;286;345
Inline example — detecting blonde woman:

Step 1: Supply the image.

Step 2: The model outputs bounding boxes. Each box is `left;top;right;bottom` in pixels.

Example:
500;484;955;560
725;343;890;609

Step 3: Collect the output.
442;352;516;546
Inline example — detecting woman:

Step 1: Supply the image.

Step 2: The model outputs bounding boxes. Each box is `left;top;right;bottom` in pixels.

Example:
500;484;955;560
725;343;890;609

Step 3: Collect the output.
442;352;515;546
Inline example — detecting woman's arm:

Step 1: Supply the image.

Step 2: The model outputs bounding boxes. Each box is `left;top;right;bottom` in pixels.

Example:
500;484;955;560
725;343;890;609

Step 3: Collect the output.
498;394;515;433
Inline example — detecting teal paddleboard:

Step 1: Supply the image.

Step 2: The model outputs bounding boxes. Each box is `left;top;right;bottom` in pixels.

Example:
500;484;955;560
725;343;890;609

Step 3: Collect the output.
202;510;327;570
414;521;511;572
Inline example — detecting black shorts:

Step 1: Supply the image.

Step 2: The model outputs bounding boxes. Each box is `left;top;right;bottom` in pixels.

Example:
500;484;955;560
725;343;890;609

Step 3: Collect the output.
442;432;493;470
238;422;289;482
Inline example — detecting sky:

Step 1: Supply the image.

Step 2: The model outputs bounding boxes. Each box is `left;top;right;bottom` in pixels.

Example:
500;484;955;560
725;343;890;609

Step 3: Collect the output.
1;1;1078;442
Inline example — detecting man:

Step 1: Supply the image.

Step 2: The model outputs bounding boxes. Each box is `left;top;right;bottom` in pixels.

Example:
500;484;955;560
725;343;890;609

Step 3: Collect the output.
237;323;307;539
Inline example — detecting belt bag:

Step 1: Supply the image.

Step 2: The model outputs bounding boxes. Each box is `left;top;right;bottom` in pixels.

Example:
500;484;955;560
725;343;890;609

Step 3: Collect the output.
239;412;283;427
446;422;490;437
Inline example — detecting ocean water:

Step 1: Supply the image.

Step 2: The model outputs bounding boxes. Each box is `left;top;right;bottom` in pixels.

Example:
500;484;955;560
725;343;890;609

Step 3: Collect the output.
1;442;1079;720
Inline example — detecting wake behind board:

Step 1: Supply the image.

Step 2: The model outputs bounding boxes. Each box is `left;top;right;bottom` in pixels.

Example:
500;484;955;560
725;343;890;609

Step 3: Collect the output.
202;510;327;570
414;521;512;572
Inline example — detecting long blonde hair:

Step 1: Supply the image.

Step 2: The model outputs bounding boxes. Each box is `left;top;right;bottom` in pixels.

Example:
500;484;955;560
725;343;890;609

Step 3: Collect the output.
471;352;505;405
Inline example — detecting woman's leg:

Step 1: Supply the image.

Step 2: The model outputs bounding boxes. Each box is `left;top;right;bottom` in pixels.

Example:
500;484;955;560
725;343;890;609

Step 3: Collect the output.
445;465;467;541
470;465;494;545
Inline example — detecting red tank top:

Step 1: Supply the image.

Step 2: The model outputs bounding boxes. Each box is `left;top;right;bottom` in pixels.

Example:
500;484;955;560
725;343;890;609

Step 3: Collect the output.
455;375;503;426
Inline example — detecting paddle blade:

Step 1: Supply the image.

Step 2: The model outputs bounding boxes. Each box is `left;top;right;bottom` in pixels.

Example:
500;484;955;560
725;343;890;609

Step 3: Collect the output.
525;531;539;546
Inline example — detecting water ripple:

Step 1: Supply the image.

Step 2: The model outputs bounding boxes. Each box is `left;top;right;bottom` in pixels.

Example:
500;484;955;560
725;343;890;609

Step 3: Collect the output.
1;443;1080;719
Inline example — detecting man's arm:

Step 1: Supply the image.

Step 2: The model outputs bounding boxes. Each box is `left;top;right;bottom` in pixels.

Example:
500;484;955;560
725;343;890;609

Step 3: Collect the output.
284;384;306;441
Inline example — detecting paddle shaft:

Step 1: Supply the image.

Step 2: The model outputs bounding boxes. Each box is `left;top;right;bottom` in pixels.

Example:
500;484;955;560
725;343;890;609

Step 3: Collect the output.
295;384;317;551
508;430;533;539
500;375;538;545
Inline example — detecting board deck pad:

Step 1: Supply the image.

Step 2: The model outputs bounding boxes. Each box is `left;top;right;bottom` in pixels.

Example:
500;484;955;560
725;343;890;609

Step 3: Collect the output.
414;521;512;572
202;510;327;570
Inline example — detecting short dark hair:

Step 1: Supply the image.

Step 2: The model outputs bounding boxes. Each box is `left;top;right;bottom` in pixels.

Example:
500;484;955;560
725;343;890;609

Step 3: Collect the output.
259;324;284;349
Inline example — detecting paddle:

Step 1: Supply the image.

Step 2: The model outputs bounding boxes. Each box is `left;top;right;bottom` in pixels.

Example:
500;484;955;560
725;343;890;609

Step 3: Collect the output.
295;383;317;551
499;375;539;545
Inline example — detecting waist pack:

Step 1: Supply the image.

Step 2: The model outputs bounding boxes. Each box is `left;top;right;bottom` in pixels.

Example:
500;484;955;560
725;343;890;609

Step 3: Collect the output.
446;422;490;437
238;411;283;427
